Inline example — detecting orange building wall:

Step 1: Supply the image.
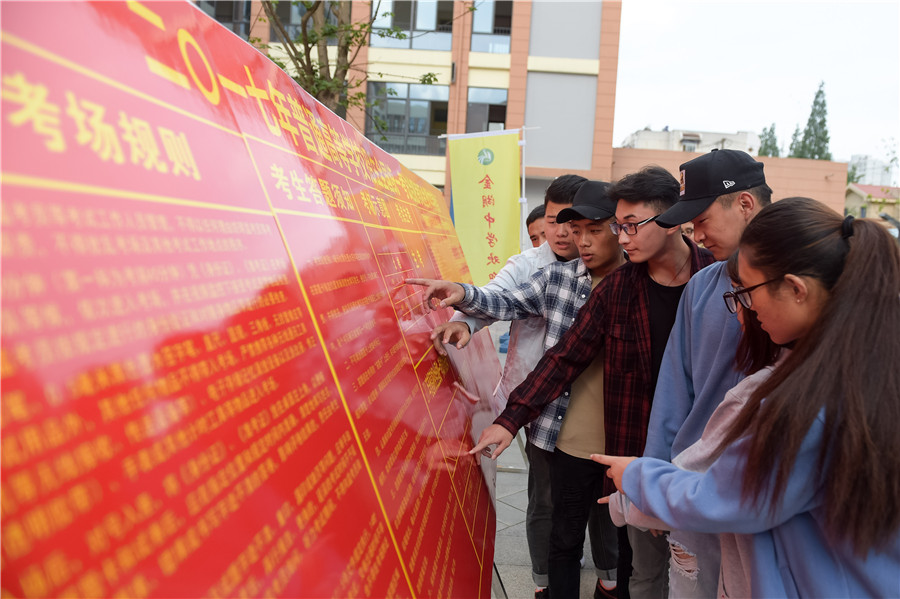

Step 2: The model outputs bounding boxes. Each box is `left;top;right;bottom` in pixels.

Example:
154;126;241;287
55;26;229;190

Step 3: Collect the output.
248;0;269;45
590;1;621;182
757;155;847;214
611;148;847;215
344;1;371;134
505;1;532;132
447;1;474;136
441;1;476;207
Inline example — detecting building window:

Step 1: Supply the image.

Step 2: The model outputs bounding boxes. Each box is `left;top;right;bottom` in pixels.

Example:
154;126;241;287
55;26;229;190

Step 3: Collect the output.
466;87;507;133
680;133;700;152
270;1;338;42
197;1;252;39
471;0;512;53
860;206;867;218
366;82;449;155
371;1;454;50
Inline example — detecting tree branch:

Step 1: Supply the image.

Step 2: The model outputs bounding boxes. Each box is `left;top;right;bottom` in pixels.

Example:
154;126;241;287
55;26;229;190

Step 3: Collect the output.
261;1;306;78
299;1;320;85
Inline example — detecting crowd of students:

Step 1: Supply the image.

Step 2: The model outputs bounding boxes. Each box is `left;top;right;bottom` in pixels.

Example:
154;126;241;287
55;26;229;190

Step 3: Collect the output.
408;149;900;598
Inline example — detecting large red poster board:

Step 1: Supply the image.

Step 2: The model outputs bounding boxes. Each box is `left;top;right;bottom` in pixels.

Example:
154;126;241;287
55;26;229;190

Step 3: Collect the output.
0;2;501;597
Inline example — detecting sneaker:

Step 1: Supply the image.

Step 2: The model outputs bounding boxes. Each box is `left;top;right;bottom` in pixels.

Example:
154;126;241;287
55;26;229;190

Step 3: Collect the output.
594;578;617;599
534;587;550;599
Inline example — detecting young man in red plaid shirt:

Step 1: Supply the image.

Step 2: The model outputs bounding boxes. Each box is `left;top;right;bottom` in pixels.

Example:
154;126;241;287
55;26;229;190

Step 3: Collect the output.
409;181;625;598
468;166;715;599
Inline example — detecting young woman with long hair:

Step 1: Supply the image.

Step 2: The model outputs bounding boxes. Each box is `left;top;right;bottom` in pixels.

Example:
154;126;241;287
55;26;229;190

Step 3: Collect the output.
594;197;900;596
604;253;783;597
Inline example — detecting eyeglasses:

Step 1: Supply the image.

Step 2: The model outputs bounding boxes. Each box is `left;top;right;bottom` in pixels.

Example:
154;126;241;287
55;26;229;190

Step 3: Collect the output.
609;215;659;236
722;277;783;314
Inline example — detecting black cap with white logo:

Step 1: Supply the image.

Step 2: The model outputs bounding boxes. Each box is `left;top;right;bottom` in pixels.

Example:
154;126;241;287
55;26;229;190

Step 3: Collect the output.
556;180;615;223
656;149;766;228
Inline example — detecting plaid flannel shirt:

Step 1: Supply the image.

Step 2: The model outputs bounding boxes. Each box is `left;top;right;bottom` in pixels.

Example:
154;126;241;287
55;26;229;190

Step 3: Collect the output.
457;258;593;451
495;239;715;461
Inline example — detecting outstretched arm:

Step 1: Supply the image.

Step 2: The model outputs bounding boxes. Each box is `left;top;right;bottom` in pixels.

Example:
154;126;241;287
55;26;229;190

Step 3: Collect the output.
613;418;826;535
406;278;465;312
454;269;551;322
488;286;609;437
438;251;546;350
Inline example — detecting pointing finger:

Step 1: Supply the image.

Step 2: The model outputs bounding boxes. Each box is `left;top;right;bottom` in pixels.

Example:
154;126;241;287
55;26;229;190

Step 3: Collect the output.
590;454;614;466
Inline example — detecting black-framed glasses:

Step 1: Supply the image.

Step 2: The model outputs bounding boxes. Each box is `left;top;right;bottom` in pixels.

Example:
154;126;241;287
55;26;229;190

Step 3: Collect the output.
609;214;658;236
722;277;783;314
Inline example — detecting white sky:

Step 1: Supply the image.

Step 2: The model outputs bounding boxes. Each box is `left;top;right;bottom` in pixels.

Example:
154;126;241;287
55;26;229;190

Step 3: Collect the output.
613;0;900;172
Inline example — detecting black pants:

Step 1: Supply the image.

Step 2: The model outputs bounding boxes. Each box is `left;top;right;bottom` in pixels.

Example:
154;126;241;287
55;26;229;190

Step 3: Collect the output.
548;448;620;598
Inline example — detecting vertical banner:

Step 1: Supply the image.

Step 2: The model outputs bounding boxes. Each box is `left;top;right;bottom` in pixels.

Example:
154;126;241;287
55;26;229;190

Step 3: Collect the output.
448;131;521;285
0;2;500;598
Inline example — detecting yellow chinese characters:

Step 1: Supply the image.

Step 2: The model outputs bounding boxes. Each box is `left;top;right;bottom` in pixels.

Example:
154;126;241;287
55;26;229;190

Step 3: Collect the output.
3;72;202;179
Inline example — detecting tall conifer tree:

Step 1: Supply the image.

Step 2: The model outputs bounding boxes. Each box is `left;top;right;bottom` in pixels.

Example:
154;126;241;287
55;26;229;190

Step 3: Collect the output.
789;125;805;158
759;123;780;157
790;82;832;160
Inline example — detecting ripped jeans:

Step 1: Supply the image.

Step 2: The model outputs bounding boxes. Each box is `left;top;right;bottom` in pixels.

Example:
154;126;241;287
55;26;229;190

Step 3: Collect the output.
666;530;721;598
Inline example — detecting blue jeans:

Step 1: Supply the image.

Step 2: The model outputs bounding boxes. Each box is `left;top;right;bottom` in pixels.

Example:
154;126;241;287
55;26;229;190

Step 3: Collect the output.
667;529;720;598
627;525;669;598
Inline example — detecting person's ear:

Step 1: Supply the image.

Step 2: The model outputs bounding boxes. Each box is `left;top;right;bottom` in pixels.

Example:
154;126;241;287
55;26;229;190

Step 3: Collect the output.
738;192;756;221
783;274;809;303
664;223;682;237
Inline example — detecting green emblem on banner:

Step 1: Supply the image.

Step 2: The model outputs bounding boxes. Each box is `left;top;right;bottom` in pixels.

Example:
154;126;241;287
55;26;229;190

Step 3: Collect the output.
477;148;494;165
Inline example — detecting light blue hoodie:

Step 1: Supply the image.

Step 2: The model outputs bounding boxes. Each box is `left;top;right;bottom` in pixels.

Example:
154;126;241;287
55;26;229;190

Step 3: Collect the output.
642;261;744;596
623;413;900;597
644;261;744;462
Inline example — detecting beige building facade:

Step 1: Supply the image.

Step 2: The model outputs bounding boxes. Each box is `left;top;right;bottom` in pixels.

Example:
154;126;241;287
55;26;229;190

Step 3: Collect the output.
621;128;761;155
845;183;900;223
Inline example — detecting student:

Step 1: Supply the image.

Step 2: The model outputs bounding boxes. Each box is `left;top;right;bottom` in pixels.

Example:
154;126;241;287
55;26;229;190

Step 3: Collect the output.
465;166;715;598
431;175;583;597
641;149;772;597
528;205;547;247
604;253;782;597
594;197;900;597
410;179;621;598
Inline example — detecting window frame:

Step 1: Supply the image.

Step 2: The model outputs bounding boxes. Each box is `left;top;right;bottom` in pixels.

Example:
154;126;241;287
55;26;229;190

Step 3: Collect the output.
365;82;449;156
370;1;454;51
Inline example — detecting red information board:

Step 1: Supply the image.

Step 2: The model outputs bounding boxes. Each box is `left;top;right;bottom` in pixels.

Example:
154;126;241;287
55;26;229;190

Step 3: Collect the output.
0;3;501;597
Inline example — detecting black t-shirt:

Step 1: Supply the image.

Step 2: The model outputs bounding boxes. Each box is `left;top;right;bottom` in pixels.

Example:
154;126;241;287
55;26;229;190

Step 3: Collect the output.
647;278;687;393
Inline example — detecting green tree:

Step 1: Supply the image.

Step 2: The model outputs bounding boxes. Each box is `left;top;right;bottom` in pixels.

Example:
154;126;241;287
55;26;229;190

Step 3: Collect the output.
882;138;898;183
758;123;780;157
846;163;861;184
256;1;441;119
789;125;804;158
789;82;832;160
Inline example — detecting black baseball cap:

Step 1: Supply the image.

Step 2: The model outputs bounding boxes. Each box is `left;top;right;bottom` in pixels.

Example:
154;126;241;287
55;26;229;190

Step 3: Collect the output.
556;180;615;223
655;149;766;228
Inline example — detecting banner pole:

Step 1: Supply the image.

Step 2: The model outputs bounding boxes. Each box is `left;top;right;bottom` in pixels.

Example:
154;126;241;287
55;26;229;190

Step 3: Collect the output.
518;128;527;251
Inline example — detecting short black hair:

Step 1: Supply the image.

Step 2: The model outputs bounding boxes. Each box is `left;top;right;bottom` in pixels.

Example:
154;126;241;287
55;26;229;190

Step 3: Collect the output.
609;166;679;214
719;183;774;209
544;174;587;207
526;205;545;227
